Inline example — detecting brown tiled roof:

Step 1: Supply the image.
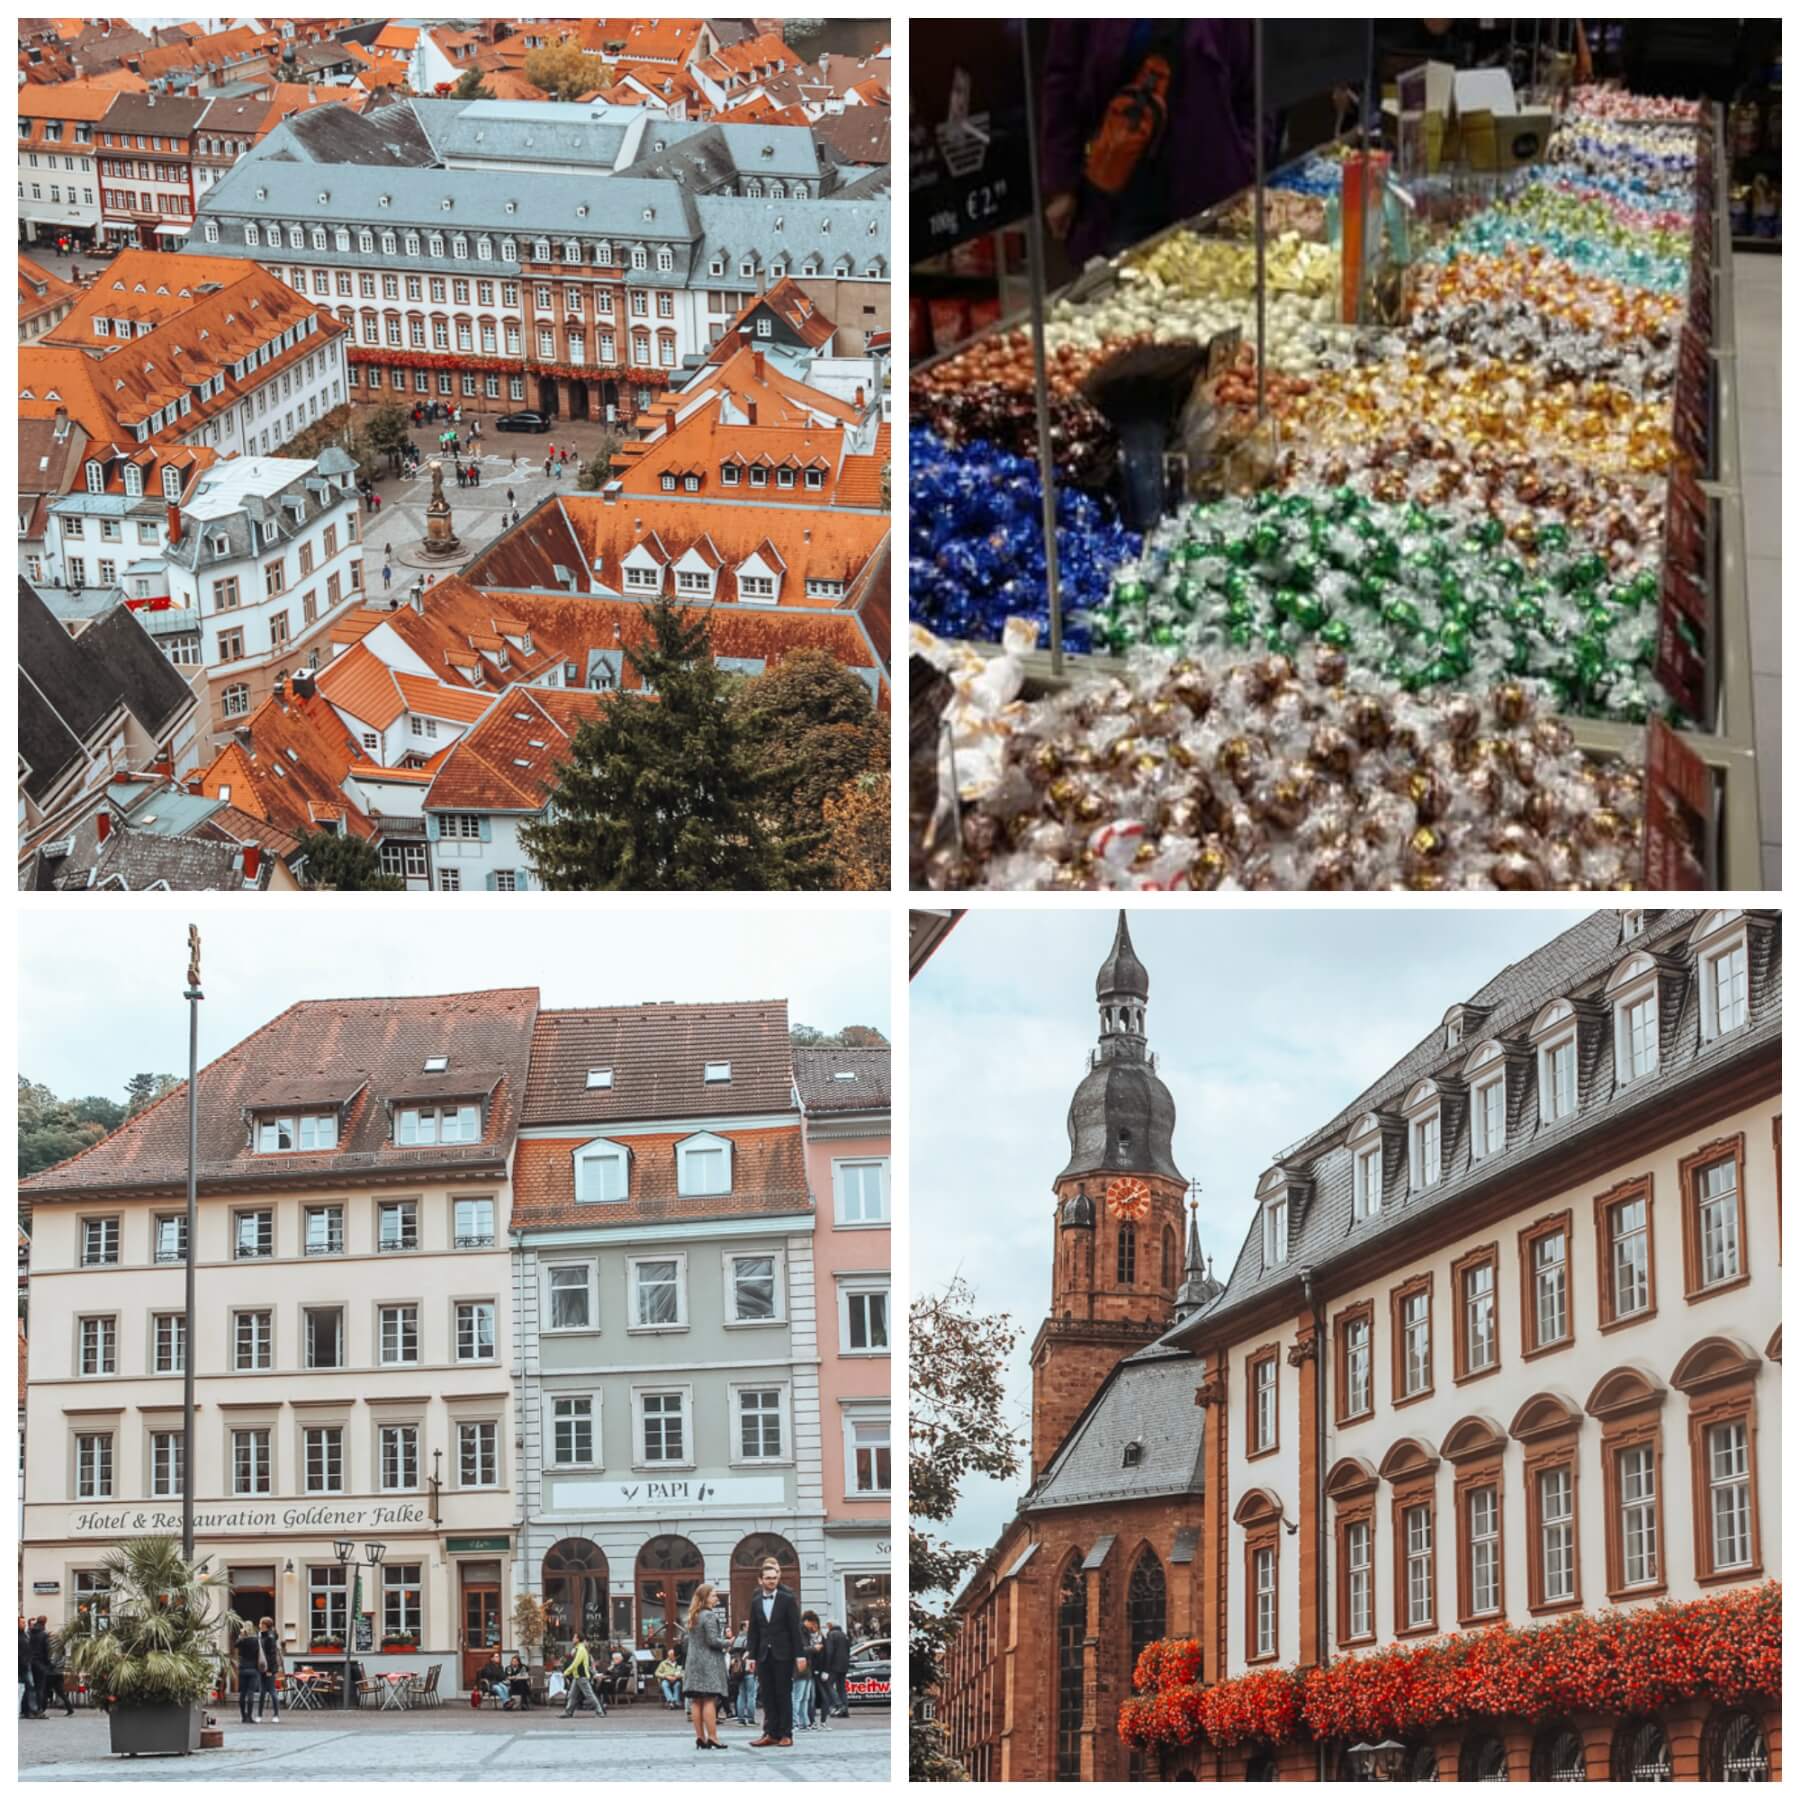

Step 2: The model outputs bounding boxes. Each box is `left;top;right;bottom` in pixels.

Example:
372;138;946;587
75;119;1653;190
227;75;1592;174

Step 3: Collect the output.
20;987;540;1198
192;689;377;842
423;684;605;812
521;999;794;1127
793;1044;890;1114
511;1125;810;1230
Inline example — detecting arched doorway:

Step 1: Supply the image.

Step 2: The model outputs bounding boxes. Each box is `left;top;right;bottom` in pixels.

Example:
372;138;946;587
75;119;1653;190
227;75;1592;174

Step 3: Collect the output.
1055;1558;1086;1780
1702;1708;1770;1781
567;381;589;421
1459;1733;1509;1781
729;1532;799;1628
541;1538;609;1657
602;379;620;422
537;376;558;417
1612;1720;1672;1782
1531;1722;1587;1781
635;1534;704;1651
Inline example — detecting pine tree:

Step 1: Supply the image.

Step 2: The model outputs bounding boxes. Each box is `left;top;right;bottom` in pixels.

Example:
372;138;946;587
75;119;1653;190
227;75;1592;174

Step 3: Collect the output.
524;602;833;889
449;66;493;99
297;830;404;890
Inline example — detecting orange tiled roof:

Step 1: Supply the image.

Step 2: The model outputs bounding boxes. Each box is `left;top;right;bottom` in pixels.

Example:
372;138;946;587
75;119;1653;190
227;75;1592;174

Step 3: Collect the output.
511;1125;808;1229
25;250;344;451
481;70;547;101
836;423;890;509
19;254;80;326
191;689;376;842
85;65;149;91
16;79;120;137
696;29;801;84
329;607;389;646
394;672;499;725
251;83;368;138
423;684;606;812
373;23;419;51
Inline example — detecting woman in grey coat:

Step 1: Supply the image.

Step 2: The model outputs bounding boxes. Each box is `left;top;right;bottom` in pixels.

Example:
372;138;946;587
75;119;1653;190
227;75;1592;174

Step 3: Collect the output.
682;1584;728;1750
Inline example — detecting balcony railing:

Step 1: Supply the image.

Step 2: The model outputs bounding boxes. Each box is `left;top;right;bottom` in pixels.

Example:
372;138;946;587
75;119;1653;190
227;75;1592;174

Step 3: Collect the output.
454;1233;495;1249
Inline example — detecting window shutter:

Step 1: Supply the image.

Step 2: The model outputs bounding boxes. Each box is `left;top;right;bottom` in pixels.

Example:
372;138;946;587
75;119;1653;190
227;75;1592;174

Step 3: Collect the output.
479;817;492;842
424;813;439;840
485;871;498;892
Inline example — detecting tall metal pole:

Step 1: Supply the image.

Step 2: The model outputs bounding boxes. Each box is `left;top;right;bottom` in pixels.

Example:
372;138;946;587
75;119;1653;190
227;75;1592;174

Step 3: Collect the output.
1253;20;1266;422
182;926;202;1564
1020;24;1064;675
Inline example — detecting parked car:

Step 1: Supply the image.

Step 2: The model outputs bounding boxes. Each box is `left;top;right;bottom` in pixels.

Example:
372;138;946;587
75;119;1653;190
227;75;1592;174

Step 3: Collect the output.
495;409;551;433
845;1637;891;1707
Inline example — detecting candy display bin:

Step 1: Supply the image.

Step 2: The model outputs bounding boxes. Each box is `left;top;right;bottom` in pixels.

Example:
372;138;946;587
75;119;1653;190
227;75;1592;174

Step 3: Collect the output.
911;33;1767;890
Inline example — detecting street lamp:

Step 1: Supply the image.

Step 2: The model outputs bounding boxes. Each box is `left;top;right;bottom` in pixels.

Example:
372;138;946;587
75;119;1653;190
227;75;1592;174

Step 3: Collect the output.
332;1541;356;1712
1346;1740;1410;1782
180;927;203;1564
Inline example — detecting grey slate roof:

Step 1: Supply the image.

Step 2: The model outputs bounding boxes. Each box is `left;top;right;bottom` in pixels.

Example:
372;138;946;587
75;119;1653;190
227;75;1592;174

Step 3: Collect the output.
52;826;260;892
1184;909;1782;1338
1023;1344;1204;1513
793;1044;890;1113
259;98;438;166
18;581;195;805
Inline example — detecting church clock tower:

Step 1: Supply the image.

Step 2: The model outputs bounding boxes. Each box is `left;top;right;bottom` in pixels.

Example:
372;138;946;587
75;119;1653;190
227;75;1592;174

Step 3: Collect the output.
1029;912;1190;1480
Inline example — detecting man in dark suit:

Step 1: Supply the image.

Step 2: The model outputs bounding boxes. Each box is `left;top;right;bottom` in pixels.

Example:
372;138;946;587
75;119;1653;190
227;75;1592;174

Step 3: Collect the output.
822;1618;851;1718
744;1558;802;1747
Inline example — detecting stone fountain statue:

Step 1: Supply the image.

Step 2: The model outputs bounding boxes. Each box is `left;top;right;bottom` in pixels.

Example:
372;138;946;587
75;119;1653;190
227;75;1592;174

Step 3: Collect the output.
418;457;462;560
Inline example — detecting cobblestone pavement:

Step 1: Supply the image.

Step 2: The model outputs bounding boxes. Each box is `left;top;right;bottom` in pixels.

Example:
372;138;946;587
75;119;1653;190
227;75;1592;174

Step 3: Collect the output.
19;1705;890;1782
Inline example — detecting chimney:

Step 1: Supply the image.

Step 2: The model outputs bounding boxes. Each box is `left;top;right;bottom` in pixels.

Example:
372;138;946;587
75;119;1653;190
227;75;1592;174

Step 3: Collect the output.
52;406;69;441
165;502;182;545
293;669;315;700
96;809;112;843
854;385;864;408
241;844;262;882
745;399;756;426
752;349;764;381
273;673;286;703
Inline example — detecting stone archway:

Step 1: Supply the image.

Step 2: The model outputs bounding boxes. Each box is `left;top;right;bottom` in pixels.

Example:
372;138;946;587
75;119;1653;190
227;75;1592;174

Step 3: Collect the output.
634;1534;704;1652
729;1532;800;1627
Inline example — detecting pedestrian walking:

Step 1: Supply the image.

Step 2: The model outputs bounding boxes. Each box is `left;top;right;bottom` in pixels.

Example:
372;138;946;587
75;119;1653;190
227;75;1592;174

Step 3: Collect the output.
20;1618;41;1719
558;1634;602;1718
233;1622;265;1726
470;461;480;487
802;1612;829;1728
455;463;465;489
790;1619;816;1732
506;487;515;510
382;563;393;593
745;1555;803;1747
544;454;554;478
256;1618;282;1721
371;491;381;513
683;1585;728;1751
732;1622;758;1727
27;1618;53;1722
823;1618;851;1717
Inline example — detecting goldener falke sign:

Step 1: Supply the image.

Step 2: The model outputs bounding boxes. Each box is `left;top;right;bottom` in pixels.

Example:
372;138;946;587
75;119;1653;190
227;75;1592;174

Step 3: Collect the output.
70;1503;430;1535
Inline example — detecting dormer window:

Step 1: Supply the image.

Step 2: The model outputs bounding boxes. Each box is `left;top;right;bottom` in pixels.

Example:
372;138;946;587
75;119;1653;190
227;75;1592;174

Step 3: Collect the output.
161;465;183;501
123;464;143;498
677;1131;732;1198
1347;1114;1382;1221
1693;911;1750;1042
703;1061;731;1084
396;1103;480;1146
1532;1000;1578;1125
1607;955;1659;1086
586;1068;614;1089
1403;1081;1442;1191
256;1112;337;1153
574;1136;628;1203
1464;1043;1506;1164
1621;910;1645;942
1121;1440;1144;1469
422;1055;448;1073
1262;1192;1287;1269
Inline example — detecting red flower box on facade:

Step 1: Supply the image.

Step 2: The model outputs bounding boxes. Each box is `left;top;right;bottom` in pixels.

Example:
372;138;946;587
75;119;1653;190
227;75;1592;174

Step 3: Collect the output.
1118;1583;1783;1751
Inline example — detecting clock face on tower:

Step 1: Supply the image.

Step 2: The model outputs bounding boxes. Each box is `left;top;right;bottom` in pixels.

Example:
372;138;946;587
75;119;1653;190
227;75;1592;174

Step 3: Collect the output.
1105;1176;1151;1222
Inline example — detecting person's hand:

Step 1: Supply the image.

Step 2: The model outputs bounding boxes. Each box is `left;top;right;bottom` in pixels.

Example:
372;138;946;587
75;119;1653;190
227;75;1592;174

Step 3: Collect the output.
1044;192;1077;240
746;1659;756;1674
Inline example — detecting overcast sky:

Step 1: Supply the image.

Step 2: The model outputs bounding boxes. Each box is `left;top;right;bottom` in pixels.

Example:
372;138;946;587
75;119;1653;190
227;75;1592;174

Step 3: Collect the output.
19;902;890;1101
911;903;1597;1569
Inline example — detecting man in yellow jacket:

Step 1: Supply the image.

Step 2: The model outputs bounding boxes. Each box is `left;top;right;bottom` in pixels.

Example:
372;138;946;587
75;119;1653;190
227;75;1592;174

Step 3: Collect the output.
559;1635;604;1718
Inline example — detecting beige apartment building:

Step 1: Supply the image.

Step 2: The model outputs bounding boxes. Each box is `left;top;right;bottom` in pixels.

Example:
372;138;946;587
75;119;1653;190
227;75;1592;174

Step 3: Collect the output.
20;988;540;1695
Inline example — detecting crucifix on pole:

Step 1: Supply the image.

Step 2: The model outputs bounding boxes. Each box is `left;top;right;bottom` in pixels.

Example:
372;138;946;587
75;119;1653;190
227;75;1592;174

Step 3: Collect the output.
181;926;202;1565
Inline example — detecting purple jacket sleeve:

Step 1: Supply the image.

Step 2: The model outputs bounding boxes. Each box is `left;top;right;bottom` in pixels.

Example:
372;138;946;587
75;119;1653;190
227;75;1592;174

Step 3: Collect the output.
1039;23;1087;199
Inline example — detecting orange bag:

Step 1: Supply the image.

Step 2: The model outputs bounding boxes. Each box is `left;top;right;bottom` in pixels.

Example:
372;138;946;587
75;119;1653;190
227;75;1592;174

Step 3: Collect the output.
1084;51;1173;196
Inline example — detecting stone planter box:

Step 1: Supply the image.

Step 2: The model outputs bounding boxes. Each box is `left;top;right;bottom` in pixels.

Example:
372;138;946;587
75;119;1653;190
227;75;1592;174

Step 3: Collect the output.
109;1702;203;1757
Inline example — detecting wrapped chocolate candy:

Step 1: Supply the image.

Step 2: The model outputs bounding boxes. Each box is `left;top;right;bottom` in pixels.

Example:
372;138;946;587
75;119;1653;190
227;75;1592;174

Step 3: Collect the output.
913;627;1648;892
1084;487;1668;725
909;427;1140;652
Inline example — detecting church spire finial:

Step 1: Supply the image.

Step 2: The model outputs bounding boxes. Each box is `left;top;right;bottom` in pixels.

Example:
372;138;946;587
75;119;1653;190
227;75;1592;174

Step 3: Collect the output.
1174;1181;1223;1319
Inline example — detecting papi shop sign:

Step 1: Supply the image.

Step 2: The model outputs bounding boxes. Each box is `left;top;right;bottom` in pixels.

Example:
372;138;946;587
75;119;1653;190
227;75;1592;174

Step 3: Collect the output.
554;1475;786;1512
69;1503;431;1536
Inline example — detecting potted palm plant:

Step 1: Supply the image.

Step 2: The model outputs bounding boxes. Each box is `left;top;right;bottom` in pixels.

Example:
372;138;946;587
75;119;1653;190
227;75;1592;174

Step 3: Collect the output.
61;1537;245;1757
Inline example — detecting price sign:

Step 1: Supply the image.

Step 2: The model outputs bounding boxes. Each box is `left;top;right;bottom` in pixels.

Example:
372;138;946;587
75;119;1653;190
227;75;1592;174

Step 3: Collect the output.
911;23;1033;257
1654;605;1707;719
